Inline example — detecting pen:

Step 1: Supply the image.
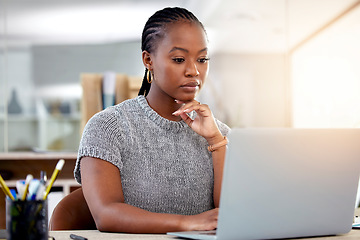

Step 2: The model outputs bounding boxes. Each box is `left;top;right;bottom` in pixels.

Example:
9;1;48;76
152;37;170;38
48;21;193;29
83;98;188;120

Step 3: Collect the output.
40;170;47;185
70;233;88;240
10;189;17;200
36;182;46;200
36;171;47;200
0;174;15;201
28;179;40;200
43;159;65;200
21;174;33;201
16;180;25;199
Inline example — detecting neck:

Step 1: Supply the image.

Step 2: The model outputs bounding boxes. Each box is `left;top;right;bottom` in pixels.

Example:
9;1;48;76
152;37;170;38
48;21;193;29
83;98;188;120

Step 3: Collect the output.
145;90;182;122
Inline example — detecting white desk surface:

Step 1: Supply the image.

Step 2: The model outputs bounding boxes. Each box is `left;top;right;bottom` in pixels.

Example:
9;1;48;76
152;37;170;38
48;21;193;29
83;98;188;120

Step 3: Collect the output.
48;230;360;240
50;230;172;239
50;207;360;239
0;229;359;240
1;208;359;239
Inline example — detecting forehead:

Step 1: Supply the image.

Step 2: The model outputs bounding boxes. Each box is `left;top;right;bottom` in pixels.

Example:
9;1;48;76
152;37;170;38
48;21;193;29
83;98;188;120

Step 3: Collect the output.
157;22;208;53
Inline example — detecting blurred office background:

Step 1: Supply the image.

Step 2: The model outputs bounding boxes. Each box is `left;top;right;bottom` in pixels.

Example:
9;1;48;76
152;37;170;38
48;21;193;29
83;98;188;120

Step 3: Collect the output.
1;0;360;153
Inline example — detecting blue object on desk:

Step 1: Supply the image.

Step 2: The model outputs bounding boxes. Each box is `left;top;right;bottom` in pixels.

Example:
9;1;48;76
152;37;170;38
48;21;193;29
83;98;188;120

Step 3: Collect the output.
10;189;17;200
353;223;360;229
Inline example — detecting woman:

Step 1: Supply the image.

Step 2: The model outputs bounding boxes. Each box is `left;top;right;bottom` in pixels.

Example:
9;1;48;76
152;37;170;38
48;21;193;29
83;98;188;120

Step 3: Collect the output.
74;7;230;233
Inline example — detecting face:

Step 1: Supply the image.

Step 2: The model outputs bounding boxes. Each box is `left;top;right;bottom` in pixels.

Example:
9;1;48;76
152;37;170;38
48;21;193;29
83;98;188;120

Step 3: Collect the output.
147;21;209;102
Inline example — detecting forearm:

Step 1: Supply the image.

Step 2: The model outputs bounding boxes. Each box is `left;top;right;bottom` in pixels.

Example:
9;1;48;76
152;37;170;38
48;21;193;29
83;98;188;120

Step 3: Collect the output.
95;202;186;233
211;146;226;207
206;134;227;208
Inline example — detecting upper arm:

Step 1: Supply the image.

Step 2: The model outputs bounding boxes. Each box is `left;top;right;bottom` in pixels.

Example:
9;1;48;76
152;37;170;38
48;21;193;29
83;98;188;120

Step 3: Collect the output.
80;156;125;222
79;156;188;233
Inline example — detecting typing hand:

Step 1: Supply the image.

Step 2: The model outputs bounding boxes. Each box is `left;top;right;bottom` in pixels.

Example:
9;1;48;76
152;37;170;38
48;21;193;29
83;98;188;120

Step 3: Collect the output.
181;208;219;231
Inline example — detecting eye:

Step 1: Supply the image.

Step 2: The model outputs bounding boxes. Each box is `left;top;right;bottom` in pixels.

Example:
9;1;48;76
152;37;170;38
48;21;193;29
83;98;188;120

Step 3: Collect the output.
198;57;210;63
172;57;185;63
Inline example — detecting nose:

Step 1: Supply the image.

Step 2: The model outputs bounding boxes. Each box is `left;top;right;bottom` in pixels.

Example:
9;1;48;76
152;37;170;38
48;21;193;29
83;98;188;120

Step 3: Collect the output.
185;61;199;77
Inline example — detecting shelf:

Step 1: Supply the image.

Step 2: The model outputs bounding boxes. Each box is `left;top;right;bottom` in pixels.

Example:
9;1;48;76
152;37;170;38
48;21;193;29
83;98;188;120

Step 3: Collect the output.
0;115;37;122
0;152;77;161
0;152;78;180
0;114;80;122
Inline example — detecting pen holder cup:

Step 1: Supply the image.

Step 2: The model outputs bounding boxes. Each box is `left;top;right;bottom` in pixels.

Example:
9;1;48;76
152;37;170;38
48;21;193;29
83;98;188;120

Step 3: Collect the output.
6;198;48;240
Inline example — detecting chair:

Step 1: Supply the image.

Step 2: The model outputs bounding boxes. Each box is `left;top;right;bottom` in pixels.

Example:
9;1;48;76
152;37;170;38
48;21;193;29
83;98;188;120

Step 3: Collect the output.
49;187;97;230
80;73;142;133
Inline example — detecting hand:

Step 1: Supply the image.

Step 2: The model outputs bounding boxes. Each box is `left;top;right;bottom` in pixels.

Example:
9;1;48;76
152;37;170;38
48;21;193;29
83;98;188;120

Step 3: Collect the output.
172;99;223;144
181;208;219;231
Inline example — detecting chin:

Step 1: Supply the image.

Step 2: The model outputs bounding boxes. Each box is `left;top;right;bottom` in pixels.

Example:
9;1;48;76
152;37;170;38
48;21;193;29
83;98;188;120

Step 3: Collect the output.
178;95;197;102
174;90;200;102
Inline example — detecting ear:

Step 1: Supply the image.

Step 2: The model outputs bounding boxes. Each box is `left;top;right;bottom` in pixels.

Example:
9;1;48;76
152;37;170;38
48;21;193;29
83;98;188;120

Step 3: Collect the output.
142;50;152;70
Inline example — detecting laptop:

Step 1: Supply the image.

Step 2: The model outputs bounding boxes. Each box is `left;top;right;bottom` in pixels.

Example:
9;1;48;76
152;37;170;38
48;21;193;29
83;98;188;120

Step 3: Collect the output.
168;128;360;240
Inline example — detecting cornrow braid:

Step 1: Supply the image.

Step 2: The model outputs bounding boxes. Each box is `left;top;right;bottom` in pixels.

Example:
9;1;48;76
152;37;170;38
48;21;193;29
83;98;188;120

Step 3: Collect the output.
138;7;206;96
138;68;151;96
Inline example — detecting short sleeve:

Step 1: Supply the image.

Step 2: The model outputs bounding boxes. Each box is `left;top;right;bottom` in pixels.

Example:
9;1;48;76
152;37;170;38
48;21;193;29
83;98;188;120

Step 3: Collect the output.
74;108;123;184
216;119;231;137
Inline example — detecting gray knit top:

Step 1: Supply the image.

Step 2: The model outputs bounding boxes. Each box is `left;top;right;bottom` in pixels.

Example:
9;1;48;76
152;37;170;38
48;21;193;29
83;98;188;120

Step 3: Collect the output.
74;95;230;215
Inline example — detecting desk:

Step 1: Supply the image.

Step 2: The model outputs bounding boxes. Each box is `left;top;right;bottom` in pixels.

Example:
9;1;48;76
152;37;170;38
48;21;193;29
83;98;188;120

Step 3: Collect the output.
0;229;359;240
1;211;359;240
50;230;172;239
46;208;360;239
48;230;360;240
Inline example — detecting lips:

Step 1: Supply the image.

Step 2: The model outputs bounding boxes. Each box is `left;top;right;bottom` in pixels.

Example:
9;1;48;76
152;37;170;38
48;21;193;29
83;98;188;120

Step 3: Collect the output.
181;80;200;88
180;81;200;93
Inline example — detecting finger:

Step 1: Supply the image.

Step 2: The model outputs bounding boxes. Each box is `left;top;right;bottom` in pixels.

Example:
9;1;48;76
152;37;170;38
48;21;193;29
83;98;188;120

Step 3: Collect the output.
173;103;201;116
179;112;194;126
184;104;211;118
175;99;200;109
173;105;200;116
175;99;184;104
173;101;202;116
175;99;200;105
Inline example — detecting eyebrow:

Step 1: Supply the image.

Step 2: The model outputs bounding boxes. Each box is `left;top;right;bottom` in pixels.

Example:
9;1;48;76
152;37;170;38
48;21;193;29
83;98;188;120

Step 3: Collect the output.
169;47;208;54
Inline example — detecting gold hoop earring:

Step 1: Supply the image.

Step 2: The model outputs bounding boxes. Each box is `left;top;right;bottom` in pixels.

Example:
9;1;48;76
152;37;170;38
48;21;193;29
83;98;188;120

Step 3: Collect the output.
147;70;152;84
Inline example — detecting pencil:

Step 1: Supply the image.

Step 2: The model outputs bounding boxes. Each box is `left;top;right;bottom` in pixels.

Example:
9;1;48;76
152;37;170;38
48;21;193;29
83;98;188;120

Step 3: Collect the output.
43;159;65;200
0;174;15;201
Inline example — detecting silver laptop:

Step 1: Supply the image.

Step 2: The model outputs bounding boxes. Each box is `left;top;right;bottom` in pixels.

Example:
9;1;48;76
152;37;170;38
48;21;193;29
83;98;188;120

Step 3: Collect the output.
168;128;360;240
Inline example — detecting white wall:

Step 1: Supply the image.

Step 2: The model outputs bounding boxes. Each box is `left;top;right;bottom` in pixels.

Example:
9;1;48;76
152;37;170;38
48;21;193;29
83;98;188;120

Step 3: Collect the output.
200;53;288;128
32;41;144;86
292;7;360;128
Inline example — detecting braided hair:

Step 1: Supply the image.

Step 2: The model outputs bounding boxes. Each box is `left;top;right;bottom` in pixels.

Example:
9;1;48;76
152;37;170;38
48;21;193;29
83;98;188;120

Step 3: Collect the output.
138;7;206;96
